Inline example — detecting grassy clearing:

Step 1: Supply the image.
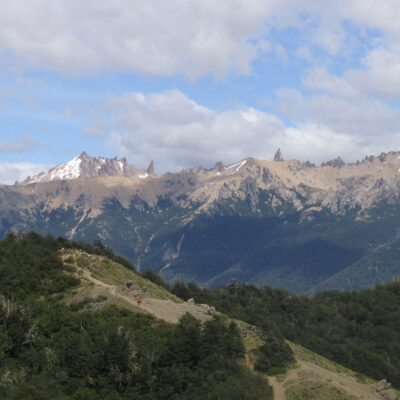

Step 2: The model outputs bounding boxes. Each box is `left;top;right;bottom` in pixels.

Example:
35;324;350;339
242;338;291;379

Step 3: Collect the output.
285;370;355;397
61;250;181;302
289;342;373;385
285;378;357;400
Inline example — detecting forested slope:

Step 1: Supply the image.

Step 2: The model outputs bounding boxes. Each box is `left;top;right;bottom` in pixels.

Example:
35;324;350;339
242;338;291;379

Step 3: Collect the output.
0;232;272;400
2;231;399;399
174;280;400;388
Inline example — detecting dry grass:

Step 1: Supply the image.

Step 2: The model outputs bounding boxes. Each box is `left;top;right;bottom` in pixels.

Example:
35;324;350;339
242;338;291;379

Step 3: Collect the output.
288;342;373;385
285;372;358;400
62;250;180;302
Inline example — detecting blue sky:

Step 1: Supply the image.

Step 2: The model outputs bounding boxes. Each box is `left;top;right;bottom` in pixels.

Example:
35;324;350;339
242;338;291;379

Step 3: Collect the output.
1;0;400;183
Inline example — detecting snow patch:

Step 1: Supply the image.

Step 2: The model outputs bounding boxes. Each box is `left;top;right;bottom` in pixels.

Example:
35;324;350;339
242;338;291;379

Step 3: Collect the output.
139;173;149;179
29;172;46;184
50;156;82;181
225;160;246;173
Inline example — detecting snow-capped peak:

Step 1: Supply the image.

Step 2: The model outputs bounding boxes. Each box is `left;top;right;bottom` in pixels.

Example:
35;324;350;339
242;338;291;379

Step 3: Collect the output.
50;156;82;181
21;152;156;185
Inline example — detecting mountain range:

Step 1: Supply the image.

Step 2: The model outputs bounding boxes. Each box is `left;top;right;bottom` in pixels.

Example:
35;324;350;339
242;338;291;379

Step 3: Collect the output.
2;150;400;294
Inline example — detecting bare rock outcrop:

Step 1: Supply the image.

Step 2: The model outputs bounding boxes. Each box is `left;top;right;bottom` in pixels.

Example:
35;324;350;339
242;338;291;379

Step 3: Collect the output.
274;148;284;162
186;298;216;316
321;156;346;168
375;379;399;400
147;160;155;176
213;161;225;173
241;176;259;212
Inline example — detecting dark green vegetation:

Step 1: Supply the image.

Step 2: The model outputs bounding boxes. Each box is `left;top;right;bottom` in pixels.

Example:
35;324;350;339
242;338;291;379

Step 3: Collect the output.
0;233;273;400
148;203;400;294
254;337;294;375
2;231;400;397
152;213;365;293
3;190;400;294
174;281;400;388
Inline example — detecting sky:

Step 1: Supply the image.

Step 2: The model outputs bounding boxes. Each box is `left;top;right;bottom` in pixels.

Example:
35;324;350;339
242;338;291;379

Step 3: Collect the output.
1;0;400;184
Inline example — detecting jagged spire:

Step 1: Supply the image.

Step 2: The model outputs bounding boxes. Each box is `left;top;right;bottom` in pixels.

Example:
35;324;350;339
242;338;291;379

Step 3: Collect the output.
147;160;155;176
274;148;284;162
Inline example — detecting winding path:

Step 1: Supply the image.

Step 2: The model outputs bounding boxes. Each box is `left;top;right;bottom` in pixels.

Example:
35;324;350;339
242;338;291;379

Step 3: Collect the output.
78;266;212;324
245;353;286;400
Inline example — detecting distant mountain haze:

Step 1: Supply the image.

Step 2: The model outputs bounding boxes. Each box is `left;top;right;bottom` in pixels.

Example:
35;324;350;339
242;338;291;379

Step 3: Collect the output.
3;149;400;293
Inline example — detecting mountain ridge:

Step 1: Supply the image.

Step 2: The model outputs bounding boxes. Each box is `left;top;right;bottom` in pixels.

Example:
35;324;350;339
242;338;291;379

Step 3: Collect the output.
3;149;400;293
20;151;156;185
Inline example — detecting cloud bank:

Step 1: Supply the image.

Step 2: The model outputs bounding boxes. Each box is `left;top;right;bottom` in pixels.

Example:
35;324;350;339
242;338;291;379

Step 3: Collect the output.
0;0;281;78
85;89;398;172
1;1;399;79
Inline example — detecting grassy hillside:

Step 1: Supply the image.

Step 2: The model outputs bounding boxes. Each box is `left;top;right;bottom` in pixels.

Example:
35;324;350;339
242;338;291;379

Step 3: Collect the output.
177;280;400;388
0;232;273;400
2;231;400;399
281;343;382;400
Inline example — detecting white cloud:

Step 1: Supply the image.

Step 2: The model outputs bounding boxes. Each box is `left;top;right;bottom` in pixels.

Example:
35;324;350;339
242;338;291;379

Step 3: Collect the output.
0;162;49;185
281;123;362;162
346;48;400;101
0;135;36;153
302;68;359;99
341;0;400;42
275;88;400;142
0;0;290;78
2;1;400;78
91;89;284;171
303;47;400;102
85;89;398;171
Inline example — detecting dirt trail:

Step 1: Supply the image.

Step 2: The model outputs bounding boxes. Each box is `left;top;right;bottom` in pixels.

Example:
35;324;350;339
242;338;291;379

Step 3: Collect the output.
67;254;387;400
268;377;286;400
76;266;213;324
245;353;287;400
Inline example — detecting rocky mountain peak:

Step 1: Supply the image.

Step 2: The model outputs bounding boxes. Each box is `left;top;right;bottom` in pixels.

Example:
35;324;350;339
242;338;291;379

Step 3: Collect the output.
274;148;284;162
21;153;153;185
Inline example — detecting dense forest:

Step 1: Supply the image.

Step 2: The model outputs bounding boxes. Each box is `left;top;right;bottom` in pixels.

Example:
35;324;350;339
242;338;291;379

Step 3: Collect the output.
0;232;273;399
172;280;400;387
2;232;400;398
